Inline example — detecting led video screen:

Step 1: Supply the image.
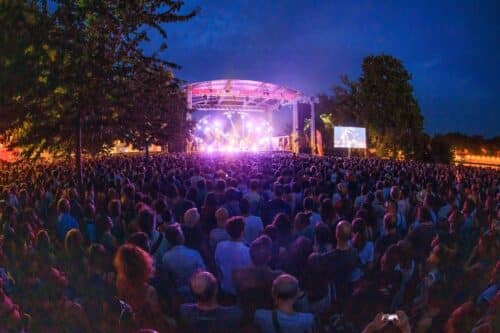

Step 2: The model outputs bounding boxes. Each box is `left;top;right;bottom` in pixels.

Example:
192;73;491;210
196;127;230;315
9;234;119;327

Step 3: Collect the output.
334;126;367;148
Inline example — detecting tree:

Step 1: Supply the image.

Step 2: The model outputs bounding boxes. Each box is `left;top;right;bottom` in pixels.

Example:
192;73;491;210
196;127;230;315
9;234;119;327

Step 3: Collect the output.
121;68;191;156
435;132;499;155
431;135;453;164
334;55;424;158
0;0;198;189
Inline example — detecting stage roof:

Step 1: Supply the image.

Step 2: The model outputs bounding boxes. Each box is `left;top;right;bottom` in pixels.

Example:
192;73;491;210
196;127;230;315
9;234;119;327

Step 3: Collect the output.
185;79;309;113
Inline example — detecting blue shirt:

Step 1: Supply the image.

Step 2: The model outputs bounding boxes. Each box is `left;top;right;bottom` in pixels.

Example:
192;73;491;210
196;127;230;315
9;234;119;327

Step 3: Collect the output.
56;213;79;240
161;245;205;292
254;309;314;333
351;241;374;282
215;240;251;295
243;215;264;245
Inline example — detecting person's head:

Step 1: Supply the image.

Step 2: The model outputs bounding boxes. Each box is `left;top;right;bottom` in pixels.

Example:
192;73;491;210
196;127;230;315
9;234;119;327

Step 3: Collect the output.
351;218;367;249
426;244;447;270
84;202;96;219
337;182;347;195
390;186;401;201
239;198;250;215
45;267;69;300
153;198;167;215
215;207;229;228
250;179;259;192
273;183;284;198
88;243;107;273
383;213;397;233
34;229;51;252
336;220;352;246
64;228;84;258
273;213;292;235
165;185;179;200
57;198;70;214
186;187;198;203
196;178;206;191
138;207;155;236
448;211;464;234
164;224;185;246
68;187;79;200
385;199;397;214
225;216;245;240
249;235;273;267
127;232;151;253
263;224;278;241
203;192;217;208
272;274;300;307
361;184;370;196
97;215;113;233
303;196;315;211
445;301;478;333
190;271;218;305
114;244;154;290
294;212;310;232
183;207;200;227
215;179;226;193
314;223;332;247
122;183;135;200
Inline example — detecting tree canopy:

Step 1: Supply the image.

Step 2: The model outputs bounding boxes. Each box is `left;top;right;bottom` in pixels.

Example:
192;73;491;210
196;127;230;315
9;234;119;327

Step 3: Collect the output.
0;0;197;165
332;54;424;158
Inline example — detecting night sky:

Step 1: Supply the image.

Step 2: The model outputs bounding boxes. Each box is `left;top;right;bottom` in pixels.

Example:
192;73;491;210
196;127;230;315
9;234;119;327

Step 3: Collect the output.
149;0;499;137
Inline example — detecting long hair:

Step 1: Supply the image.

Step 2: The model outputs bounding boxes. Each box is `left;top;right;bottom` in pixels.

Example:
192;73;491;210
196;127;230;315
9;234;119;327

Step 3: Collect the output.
114;244;154;293
64;228;85;259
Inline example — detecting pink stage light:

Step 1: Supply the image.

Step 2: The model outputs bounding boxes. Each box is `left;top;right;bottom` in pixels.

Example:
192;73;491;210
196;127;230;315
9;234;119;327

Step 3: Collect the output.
195;113;273;153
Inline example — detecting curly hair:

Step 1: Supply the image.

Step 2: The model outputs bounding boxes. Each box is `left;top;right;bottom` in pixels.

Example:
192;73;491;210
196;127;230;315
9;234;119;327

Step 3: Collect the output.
114;244;154;291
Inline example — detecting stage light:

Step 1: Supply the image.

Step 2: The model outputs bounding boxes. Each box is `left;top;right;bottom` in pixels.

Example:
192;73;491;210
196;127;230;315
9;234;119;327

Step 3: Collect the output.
194;113;273;153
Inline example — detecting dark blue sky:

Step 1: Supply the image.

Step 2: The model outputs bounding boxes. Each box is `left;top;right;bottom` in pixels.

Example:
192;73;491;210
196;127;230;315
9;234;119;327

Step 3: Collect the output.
152;0;499;137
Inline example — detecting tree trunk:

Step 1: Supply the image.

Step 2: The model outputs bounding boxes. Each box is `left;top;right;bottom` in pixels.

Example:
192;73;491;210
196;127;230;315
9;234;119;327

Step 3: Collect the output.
76;112;83;193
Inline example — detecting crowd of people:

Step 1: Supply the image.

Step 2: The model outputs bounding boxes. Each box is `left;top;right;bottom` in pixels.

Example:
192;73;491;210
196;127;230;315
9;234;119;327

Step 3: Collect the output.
0;152;498;333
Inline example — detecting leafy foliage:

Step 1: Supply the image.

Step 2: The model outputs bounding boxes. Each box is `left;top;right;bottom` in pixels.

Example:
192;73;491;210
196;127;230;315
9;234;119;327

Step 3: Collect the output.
0;0;198;160
333;55;424;158
436;132;499;155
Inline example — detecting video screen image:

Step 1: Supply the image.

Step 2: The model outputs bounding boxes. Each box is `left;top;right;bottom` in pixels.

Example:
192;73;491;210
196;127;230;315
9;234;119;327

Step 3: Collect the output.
334;126;367;148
